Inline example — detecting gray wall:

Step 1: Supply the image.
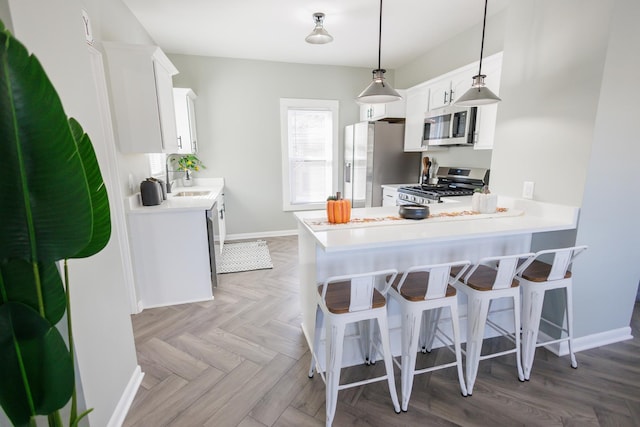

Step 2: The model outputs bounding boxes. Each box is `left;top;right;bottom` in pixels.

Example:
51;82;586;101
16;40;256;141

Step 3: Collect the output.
169;54;375;235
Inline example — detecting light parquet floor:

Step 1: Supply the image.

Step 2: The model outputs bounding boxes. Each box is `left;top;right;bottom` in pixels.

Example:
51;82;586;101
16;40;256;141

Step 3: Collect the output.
124;235;640;427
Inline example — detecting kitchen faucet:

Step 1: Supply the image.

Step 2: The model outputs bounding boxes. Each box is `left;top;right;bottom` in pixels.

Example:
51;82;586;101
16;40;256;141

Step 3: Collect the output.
165;153;177;193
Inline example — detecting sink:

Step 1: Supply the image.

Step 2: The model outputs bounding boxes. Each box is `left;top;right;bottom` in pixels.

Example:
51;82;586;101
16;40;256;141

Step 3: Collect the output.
172;191;211;197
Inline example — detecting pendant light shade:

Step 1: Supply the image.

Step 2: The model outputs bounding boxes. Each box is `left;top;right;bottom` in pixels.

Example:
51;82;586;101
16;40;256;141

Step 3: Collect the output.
305;13;333;44
356;0;401;104
357;69;402;104
455;0;501;107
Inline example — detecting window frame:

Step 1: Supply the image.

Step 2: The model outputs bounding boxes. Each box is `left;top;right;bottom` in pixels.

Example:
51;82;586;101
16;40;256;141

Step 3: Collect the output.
279;98;339;211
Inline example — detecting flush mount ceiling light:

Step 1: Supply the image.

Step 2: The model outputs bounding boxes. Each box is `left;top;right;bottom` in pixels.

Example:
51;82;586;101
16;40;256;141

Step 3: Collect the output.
305;12;333;44
455;0;501;106
356;0;402;104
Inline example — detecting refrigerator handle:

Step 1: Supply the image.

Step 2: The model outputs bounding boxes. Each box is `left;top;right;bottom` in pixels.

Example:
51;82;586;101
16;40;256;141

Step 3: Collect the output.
345;162;351;183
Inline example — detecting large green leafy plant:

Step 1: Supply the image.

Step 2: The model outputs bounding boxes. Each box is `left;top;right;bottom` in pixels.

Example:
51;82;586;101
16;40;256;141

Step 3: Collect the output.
0;21;111;427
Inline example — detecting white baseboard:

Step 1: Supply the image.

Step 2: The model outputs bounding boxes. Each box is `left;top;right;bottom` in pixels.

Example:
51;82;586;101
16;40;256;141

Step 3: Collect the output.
538;326;633;356
227;229;297;241
106;365;144;427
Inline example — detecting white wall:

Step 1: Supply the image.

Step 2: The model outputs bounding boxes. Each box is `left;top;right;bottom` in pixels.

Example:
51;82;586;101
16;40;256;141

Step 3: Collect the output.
490;0;611;206
572;0;640;336
4;0;141;425
169;54;375;235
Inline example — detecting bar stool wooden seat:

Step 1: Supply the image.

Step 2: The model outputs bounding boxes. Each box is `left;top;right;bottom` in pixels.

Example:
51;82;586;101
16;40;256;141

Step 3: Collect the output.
450;253;534;395
308;269;401;426
388;261;471;411
517;245;588;380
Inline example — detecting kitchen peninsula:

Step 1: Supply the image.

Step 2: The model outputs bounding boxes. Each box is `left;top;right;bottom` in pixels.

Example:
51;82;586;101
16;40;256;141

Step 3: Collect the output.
294;197;579;368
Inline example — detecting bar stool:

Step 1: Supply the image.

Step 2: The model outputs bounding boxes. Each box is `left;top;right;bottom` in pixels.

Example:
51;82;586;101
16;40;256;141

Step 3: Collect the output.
517;245;588;380
308;269;401;426
388;260;471;411
450;253;534;395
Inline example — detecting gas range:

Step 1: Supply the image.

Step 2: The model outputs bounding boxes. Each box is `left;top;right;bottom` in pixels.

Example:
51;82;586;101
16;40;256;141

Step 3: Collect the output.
397;166;489;205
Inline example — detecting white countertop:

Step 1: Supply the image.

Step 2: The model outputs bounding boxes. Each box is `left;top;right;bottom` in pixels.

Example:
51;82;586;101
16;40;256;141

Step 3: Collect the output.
127;177;224;214
294;196;579;252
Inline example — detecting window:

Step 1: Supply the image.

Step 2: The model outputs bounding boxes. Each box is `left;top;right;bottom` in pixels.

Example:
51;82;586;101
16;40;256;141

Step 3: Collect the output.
280;98;339;211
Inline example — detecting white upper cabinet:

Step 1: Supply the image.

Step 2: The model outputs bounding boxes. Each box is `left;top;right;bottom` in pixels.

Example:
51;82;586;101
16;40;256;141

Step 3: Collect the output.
403;85;429;152
103;42;179;153
173;88;198;154
359;89;406;121
403;52;503;151
428;66;474;111
472;53;503;150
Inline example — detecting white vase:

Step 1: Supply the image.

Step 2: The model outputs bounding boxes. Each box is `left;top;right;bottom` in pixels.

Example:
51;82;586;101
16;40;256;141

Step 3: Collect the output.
182;169;194;187
472;193;497;214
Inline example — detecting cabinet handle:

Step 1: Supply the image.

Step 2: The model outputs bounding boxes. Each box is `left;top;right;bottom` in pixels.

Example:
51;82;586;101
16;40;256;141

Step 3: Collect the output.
177;136;183;149
345;162;352;183
449;89;454;103
443;91;448;104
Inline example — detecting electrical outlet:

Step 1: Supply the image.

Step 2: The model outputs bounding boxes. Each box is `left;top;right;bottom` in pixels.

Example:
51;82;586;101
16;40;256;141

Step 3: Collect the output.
523;181;534;199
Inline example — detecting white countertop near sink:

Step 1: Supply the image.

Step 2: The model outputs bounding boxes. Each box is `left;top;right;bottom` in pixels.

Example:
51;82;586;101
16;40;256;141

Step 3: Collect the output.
127;177;224;214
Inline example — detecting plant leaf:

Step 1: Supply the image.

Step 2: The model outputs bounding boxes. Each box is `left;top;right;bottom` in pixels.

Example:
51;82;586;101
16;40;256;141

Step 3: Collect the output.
0;259;66;324
68;118;111;258
0;23;92;263
0;302;74;425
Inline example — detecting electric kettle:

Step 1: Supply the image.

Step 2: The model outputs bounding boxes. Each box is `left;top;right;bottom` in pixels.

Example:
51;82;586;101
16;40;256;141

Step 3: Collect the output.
140;178;163;206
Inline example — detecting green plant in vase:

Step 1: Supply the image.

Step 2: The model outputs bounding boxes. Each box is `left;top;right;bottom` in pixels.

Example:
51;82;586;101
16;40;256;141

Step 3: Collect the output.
0;21;111;427
173;154;205;187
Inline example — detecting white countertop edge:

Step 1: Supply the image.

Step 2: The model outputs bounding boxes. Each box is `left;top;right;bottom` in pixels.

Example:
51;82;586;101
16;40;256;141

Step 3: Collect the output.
126;177;224;214
295;196;579;252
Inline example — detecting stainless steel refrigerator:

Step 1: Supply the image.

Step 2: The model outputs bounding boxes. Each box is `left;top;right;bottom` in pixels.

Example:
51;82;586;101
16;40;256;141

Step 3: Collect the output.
344;121;421;207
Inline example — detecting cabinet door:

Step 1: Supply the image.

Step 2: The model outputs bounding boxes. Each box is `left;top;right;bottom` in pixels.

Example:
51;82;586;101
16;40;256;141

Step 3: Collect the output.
449;71;473;106
428;79;452;111
473;54;503;150
174;88;198;154
404;85;429;151
153;59;178;153
103;43;178;153
359;90;406;121
382;187;398;206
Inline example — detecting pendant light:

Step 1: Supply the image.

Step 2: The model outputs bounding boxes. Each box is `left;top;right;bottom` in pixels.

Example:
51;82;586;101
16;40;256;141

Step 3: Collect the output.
305;13;333;44
455;0;501;106
356;0;401;104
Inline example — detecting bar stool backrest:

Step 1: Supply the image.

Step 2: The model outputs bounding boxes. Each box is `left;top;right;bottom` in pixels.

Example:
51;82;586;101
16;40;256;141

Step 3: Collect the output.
320;269;398;313
397;261;471;300
531;246;588;281
464;253;535;290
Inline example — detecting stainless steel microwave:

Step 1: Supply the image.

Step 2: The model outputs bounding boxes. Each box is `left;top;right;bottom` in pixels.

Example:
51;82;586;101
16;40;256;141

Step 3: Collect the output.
423;106;477;146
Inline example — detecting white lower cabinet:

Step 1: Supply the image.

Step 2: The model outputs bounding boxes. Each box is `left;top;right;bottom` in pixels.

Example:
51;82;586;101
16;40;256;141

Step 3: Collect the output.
128;209;213;309
382;187;399;207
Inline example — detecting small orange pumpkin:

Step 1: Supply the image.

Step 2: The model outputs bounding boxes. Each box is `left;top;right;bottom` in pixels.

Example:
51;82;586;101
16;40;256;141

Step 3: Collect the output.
326;195;351;224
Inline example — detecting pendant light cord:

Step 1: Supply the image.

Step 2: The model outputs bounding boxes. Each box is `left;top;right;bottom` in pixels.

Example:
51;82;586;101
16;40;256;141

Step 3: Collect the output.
377;0;383;70
477;0;488;77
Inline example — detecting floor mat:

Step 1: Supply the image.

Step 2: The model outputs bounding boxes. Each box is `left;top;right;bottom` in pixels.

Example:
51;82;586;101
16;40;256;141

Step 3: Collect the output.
217;240;273;274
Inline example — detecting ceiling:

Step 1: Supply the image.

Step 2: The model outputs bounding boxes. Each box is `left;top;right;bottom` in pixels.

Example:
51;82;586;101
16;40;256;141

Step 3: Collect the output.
121;0;510;69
